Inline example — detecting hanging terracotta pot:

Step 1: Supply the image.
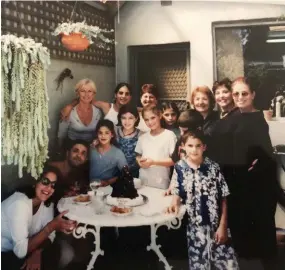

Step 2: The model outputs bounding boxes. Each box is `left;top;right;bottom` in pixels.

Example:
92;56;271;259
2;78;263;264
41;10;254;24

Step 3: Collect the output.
61;32;90;52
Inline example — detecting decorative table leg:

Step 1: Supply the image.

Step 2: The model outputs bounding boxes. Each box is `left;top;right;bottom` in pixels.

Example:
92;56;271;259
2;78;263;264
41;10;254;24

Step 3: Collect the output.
147;217;183;270
73;224;104;270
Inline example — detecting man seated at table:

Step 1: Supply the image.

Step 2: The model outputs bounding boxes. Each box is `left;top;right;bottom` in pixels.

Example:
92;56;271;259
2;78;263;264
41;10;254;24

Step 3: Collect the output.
49;140;93;269
49;139;89;200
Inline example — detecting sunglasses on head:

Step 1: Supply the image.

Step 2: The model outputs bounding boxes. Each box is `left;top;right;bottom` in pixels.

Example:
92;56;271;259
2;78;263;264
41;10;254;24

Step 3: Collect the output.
232;92;249;98
39;177;56;189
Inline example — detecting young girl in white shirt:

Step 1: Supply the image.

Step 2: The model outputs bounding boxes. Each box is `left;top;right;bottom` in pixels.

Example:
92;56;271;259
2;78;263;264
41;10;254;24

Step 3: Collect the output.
135;105;177;189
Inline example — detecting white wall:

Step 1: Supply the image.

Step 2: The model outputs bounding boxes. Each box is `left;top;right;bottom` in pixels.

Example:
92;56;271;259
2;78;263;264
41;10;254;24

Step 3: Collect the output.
115;1;285;91
46;59;115;151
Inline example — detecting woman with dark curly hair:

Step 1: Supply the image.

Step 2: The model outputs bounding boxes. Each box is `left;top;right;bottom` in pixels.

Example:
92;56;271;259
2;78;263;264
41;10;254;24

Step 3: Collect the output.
208;78;241;162
1;166;77;270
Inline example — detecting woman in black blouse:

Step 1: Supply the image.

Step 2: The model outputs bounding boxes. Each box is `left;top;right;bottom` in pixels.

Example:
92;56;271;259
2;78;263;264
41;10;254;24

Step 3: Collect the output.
226;77;277;267
189;85;219;139
208;78;240;162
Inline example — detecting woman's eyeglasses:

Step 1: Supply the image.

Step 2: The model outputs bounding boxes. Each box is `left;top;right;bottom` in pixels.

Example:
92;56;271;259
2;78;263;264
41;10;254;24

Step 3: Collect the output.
232;92;250;98
39;177;56;189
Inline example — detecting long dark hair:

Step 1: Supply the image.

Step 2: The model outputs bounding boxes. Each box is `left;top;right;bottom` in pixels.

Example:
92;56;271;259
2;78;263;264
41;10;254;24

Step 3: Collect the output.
160;102;180;128
117;104;140;127
16;166;61;207
114;82;132;95
94;119;117;146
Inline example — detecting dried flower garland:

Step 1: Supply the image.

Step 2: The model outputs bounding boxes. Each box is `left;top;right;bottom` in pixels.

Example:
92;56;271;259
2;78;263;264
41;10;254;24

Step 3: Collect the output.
1;35;50;178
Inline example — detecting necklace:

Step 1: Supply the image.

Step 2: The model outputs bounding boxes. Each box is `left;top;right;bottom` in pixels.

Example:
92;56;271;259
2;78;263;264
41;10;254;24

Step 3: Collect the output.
220;111;229;119
122;128;136;137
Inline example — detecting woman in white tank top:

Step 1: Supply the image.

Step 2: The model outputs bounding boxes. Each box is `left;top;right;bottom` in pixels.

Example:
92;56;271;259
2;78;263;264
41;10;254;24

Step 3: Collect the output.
61;83;159;130
94;83;132;125
60;83;132;127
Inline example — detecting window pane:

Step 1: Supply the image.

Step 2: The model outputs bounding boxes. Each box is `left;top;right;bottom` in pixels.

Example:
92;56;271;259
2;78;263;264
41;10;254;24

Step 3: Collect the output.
215;23;285;110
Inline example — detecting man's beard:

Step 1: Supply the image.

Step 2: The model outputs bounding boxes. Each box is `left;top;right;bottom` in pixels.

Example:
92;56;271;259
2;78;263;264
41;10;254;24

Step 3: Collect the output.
67;156;84;168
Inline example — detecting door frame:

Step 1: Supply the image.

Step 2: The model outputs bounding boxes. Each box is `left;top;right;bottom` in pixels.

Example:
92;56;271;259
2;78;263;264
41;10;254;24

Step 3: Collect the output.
128;42;191;105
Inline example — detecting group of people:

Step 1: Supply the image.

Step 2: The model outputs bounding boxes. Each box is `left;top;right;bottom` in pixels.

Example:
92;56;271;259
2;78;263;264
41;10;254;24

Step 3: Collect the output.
2;76;284;270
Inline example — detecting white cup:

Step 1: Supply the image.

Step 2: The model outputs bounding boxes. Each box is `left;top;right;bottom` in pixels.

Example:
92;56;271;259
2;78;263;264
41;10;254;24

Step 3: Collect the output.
88;191;95;197
133;178;142;189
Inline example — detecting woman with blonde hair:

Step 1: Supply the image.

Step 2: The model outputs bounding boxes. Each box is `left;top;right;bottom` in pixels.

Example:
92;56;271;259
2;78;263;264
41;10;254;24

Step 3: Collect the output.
61;82;132;126
57;78;102;149
190;85;219;137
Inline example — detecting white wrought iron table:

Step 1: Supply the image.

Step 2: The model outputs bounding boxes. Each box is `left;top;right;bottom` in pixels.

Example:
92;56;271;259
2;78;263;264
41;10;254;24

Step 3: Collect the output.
57;186;186;270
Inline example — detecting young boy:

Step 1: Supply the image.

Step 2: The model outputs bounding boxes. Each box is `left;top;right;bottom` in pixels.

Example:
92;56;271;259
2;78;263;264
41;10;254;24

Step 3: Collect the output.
165;109;204;195
167;130;238;270
171;109;204;163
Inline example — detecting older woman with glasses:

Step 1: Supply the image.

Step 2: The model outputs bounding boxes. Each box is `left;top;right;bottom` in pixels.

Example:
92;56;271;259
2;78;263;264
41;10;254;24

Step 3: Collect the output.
1;167;77;270
223;77;278;268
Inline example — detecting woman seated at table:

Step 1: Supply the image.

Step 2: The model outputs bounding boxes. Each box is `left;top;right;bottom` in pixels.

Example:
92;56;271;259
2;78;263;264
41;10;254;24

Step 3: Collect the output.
90;119;128;186
1;166;77;270
57;78;102;150
61;82;132;126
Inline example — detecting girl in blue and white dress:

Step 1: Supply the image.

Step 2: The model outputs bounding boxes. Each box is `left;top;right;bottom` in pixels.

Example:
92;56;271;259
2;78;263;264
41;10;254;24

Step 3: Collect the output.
167;129;239;270
116;104;143;178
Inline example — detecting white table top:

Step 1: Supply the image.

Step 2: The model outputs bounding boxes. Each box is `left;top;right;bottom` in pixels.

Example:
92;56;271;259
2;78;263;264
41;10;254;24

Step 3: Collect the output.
57;186;186;227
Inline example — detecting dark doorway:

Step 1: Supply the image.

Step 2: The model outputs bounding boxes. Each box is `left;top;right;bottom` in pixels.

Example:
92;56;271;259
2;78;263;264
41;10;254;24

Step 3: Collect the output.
128;42;190;109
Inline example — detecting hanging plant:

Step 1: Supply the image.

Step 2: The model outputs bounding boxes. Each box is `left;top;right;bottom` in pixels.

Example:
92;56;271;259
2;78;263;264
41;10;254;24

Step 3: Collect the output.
1;34;50;179
52;21;115;52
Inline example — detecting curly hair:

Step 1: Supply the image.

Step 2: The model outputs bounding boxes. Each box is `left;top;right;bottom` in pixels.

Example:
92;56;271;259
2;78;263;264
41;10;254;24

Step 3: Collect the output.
212;78;232;94
140;84;159;99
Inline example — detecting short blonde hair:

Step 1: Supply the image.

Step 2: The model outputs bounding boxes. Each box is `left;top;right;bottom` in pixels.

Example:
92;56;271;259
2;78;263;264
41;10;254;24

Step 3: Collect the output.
190;85;215;111
75;78;97;94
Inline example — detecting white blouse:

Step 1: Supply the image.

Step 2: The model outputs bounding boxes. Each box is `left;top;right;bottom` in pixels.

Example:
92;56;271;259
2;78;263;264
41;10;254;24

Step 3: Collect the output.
58;105;102;143
1;192;55;258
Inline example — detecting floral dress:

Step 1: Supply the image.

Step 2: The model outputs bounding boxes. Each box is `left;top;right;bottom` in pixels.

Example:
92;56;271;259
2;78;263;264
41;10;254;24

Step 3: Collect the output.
172;157;239;270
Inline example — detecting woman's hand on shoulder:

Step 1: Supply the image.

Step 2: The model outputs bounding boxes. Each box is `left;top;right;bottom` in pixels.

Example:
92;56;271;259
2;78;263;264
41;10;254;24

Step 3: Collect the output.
93;100;110;115
60;104;74;121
